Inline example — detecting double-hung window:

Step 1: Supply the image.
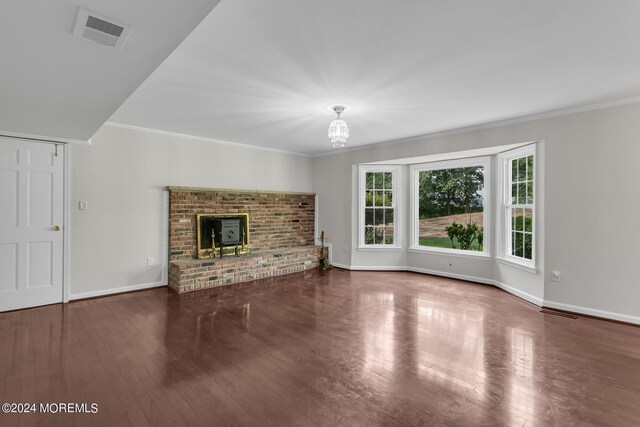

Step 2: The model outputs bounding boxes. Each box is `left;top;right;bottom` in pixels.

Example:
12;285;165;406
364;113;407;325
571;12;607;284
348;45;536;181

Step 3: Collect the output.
501;146;535;267
358;165;400;249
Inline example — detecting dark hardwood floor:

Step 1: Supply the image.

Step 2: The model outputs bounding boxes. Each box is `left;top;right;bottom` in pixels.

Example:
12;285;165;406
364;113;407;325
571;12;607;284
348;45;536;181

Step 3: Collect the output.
1;269;640;426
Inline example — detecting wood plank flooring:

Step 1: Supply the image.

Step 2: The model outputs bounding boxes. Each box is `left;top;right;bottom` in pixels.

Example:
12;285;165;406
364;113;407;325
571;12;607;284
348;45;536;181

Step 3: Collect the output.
1;269;640;426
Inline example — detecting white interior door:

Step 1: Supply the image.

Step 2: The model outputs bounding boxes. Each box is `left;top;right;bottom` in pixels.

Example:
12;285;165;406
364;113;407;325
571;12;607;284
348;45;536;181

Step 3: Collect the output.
0;138;64;312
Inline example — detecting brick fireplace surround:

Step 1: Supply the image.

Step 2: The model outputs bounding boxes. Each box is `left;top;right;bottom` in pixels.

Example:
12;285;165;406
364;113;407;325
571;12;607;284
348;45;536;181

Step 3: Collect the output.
167;187;321;293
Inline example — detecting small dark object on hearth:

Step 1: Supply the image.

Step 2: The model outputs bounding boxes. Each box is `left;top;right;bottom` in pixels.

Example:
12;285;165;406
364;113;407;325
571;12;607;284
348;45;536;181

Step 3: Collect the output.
318;230;332;270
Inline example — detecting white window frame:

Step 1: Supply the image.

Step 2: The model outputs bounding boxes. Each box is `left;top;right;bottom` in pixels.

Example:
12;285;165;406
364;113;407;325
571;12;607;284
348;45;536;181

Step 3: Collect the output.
409;157;491;257
358;165;401;250
498;145;536;271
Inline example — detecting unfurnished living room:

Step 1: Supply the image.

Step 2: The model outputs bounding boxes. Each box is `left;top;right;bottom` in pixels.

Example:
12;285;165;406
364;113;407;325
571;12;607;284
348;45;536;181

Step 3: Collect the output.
2;0;640;426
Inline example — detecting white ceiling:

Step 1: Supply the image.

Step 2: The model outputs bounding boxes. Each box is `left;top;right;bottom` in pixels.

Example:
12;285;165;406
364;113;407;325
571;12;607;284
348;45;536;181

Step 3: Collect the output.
7;0;640;155
0;0;221;142
109;0;640;155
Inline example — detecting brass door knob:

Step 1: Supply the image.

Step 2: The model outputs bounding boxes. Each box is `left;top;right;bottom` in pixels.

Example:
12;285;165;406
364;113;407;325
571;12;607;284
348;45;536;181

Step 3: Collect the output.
53;225;61;231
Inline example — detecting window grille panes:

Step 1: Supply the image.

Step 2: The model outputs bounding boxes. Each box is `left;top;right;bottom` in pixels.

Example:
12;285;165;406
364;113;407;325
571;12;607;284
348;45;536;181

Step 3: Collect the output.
364;171;395;245
506;154;534;261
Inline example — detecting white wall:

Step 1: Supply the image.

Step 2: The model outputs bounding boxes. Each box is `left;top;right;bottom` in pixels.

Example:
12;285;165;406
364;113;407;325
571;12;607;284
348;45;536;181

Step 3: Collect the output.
68;102;640;323
541;106;640;323
69;124;312;298
313;101;640;323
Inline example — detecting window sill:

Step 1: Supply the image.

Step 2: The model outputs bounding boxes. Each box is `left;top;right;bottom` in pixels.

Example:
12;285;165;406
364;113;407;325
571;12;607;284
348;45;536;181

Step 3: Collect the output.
408;247;491;260
357;245;403;252
496;257;537;274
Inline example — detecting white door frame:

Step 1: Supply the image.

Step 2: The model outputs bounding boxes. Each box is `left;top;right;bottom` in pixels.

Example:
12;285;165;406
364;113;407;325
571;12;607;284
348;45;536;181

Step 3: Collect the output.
63;144;70;303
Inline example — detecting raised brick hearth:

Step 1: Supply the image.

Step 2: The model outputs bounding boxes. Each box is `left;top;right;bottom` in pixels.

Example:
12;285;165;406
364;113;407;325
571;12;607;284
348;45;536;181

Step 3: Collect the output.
169;246;321;293
167;187;320;293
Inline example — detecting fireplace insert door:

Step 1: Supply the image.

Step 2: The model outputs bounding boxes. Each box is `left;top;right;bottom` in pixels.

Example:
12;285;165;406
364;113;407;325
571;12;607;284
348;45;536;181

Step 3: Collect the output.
196;213;250;259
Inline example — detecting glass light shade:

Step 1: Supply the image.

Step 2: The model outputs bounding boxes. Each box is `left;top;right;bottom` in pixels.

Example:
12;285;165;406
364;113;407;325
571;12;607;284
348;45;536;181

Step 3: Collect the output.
328;118;349;148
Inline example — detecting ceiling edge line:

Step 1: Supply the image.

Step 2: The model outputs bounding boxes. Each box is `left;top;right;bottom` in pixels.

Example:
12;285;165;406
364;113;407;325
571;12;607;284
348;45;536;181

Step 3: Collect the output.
103;122;311;158
0;130;91;145
312;94;640;158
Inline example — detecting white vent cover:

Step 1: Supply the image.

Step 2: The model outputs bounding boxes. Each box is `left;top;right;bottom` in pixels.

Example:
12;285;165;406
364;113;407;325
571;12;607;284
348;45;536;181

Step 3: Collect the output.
73;8;132;49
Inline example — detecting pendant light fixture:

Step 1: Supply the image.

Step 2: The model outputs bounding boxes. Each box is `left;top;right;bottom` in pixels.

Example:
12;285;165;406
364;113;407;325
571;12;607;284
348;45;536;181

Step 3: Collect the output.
328;105;349;148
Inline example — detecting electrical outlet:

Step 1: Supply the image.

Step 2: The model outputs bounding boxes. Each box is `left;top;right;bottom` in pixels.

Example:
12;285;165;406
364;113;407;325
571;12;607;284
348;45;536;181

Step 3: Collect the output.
344;245;349;253
551;271;561;282
78;201;88;210
147;257;154;266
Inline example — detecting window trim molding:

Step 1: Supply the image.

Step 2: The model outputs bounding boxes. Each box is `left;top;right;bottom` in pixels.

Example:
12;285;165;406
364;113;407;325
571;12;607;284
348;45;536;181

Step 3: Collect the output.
357;164;402;250
498;144;536;270
496;257;538;274
409;156;491;256
408;246;492;260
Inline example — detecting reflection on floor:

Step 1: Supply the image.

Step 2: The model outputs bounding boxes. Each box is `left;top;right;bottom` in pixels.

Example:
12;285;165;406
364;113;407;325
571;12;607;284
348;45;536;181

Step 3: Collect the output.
1;270;639;426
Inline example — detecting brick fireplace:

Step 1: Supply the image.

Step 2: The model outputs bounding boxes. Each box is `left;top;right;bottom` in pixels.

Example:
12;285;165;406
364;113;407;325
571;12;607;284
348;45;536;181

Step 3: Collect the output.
167;187;321;293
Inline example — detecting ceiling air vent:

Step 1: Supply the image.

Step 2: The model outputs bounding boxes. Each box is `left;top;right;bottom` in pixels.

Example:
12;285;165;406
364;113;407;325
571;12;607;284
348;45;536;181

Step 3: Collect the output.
73;8;132;49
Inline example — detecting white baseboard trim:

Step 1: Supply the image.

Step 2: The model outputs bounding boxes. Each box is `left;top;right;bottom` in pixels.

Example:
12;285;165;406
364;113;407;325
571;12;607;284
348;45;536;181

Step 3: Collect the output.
331;263;407;271
331;262;351;270
331;263;640;324
336;264;543;307
65;267;640;325
543;300;640;325
494;281;543;306
408;267;543;306
69;281;166;301
344;265;408;271
407;266;495;286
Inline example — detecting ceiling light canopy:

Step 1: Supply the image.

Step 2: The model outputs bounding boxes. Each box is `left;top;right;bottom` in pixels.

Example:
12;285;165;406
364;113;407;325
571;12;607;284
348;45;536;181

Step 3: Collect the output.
328;105;349;148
